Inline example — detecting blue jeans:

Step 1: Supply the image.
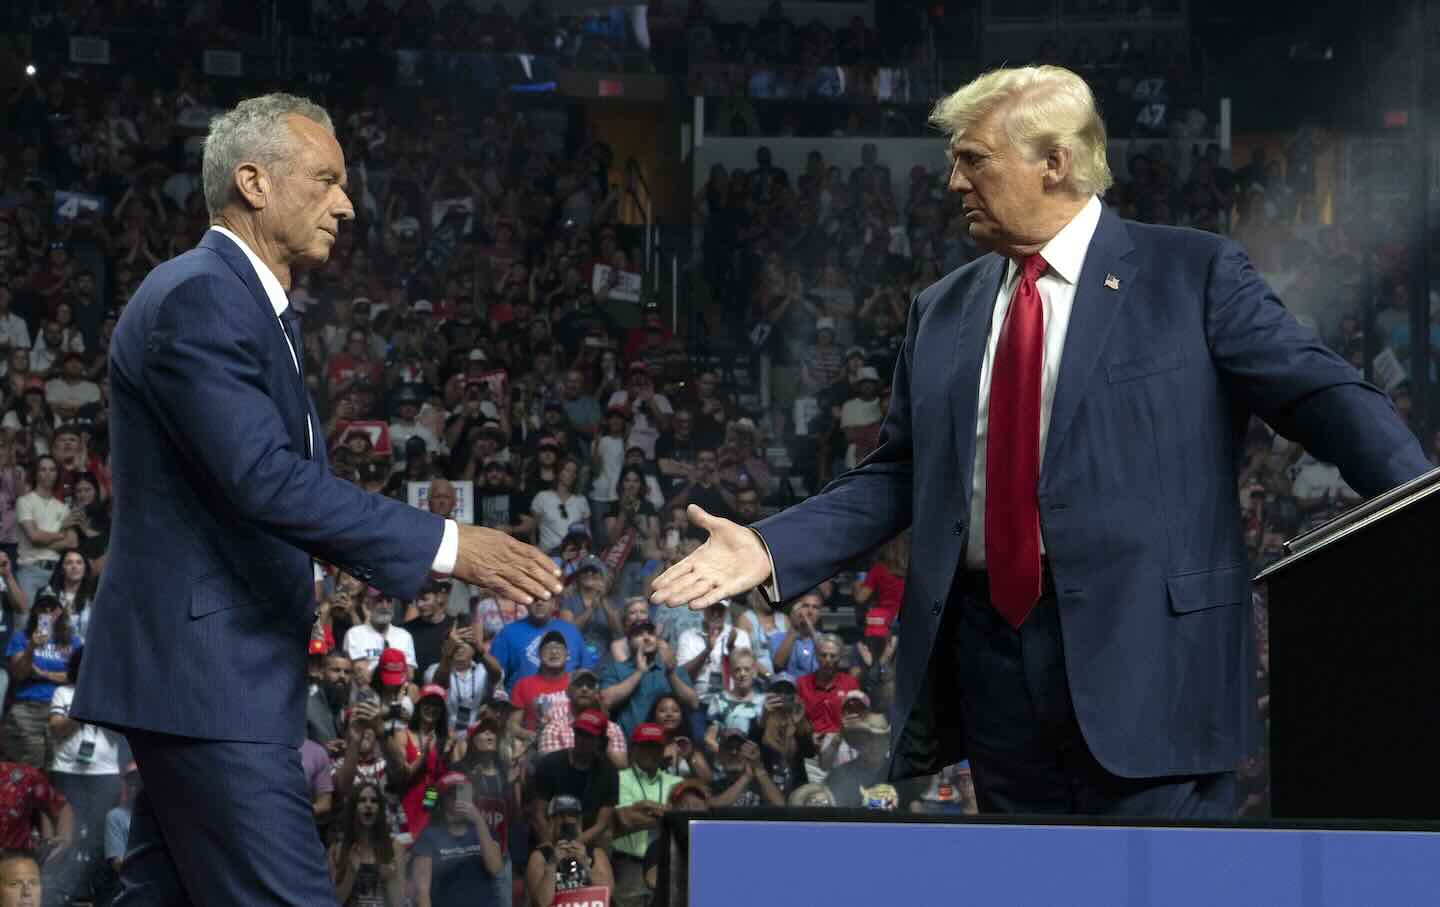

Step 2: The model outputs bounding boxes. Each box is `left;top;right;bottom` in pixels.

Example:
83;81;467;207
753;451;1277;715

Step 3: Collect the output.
16;561;55;620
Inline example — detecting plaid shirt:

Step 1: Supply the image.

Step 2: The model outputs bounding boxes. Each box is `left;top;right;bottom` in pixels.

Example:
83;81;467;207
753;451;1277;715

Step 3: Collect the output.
537;699;628;757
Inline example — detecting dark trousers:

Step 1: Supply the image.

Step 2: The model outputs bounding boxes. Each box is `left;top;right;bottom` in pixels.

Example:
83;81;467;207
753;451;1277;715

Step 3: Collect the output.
117;730;336;907
938;572;1235;818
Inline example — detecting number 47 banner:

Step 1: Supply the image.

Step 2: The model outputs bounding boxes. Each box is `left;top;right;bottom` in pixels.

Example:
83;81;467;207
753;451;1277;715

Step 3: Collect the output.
53;191;105;224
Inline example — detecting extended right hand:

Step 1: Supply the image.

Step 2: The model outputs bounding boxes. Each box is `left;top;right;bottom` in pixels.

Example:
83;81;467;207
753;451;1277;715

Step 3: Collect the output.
452;525;563;605
649;506;773;611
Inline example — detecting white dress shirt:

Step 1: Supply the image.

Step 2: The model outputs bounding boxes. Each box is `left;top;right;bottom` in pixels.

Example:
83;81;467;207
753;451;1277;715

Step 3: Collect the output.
753;196;1103;597
964;194;1102;568
208;227;459;574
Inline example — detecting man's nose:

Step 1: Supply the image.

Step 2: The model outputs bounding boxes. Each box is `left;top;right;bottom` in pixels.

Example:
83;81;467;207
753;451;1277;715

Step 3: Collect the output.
335;189;356;221
948;160;969;193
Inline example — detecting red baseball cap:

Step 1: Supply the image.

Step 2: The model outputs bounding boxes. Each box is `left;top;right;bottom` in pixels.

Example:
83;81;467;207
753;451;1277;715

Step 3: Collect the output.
420;684;448;702
378;648;408;686
573;708;608;737
630;722;666;746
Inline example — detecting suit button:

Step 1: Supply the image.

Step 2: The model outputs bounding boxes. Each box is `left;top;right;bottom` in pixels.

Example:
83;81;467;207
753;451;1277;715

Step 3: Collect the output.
931;599;942;616
952;521;964;536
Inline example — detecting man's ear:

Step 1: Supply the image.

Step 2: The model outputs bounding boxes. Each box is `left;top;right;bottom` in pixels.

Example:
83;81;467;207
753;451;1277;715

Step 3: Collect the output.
233;162;269;211
1043;145;1073;191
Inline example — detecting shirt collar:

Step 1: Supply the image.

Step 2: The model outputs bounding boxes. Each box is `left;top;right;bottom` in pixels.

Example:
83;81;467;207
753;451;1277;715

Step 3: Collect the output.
208;225;289;318
1006;194;1103;286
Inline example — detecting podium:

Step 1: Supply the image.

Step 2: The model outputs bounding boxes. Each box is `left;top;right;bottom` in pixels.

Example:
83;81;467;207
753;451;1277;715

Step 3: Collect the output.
1255;466;1440;819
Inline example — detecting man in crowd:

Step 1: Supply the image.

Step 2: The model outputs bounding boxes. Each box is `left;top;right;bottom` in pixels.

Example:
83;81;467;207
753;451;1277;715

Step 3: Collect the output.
343;591;417;679
476;460;535;540
104;765;142;879
600;620;697;737
538;669;629;768
770;590;822;680
44;353;100;422
675;602;751;702
305;650;351;748
611;722;680;907
511;630;574;736
0;760;71;863
401;579;455;679
823;712;900;809
561;369;602;439
796;633;860;741
665;448;735;522
531;709;620;848
490;591;590;690
0;850;41;907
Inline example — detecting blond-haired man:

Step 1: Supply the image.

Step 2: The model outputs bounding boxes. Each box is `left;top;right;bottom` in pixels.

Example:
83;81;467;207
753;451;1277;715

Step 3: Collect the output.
653;65;1427;816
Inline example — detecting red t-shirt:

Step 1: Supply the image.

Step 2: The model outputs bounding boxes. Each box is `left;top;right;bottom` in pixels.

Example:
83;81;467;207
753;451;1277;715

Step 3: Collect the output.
795;671;860;736
0;762;66;850
511;672;572;731
860;563;905;626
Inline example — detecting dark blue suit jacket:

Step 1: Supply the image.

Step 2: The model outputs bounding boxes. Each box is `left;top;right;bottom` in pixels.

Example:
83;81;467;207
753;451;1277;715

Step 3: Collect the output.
755;206;1431;781
72;231;444;745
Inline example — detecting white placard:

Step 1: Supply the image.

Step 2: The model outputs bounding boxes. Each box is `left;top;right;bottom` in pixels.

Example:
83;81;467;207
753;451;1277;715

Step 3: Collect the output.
592;263;641;303
408;480;474;525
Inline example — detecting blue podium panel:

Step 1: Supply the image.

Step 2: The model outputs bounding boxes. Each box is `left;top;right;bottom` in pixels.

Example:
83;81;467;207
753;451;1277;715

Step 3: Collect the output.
688;820;1440;906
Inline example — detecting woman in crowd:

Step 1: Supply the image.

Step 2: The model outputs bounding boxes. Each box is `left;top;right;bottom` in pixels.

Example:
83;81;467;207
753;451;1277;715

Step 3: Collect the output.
649;693;711;783
462;717;517;907
43;549;96;641
603;466;661;597
15;454;75;607
329;781;405;907
395;684;464;840
530;456;589;554
4;595;78;766
413;772;505;907
557;558;617;669
430;626;500;736
69;472;111;570
701;648;765;748
5;386;56;458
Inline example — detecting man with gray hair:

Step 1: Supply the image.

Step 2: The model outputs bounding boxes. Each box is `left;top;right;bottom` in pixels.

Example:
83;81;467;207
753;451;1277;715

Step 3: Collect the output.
71;93;563;905
653;64;1429;817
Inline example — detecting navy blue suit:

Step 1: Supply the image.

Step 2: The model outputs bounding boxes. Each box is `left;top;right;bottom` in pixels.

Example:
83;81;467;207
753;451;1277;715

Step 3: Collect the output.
755;207;1430;805
72;231;444;904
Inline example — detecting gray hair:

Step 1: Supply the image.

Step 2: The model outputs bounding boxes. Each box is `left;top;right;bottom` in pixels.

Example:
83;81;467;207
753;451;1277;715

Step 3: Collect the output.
816;633;844;653
202;93;335;219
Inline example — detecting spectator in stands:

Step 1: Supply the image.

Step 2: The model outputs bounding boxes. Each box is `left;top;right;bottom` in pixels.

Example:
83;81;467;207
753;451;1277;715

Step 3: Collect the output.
601;619;698;737
431;625;499;735
402;579;457;679
395;684;466;841
531;709;620;848
301;736;336;829
708;731;783;807
650;692;710;782
796;633;860;743
490;590;589;690
345;592;418;679
823;712;897;809
799;317;844;397
855;613;898;713
538;668;629;768
525;794;615;907
853;532;907;631
703;648;765;744
606;466;662;594
476;460;538;541
103;763;141;879
15;455;73;608
46;648;121;895
512;630;574;738
665;448;735;522
607;362;672;459
611;722;681;906
558;556;618;665
676;602;750;702
4;596;77;767
0;757;70;862
0;850;41;907
307;650;352;748
839;366;884;469
770;590;821;680
67;474;109;569
531;456;591;554
371;647;420;729
751;677;816;801
412;772;504;907
329;781;404;907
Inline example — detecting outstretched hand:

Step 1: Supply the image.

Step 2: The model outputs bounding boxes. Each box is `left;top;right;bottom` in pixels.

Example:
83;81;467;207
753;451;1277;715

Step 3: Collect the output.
649;505;773;611
452;525;563;605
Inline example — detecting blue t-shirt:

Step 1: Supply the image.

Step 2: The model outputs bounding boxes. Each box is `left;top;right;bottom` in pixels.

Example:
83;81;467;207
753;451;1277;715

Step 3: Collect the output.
4;631;77;702
598;659;692;738
769;632;816;681
490;618;594;691
413;822;499;907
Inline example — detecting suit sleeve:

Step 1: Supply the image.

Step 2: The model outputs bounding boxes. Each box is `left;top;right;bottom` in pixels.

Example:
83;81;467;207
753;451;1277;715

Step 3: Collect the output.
142;275;445;599
1205;239;1432;497
751;297;918;601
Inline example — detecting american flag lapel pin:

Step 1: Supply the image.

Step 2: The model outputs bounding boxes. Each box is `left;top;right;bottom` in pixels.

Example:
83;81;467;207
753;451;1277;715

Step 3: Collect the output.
1104;273;1121;290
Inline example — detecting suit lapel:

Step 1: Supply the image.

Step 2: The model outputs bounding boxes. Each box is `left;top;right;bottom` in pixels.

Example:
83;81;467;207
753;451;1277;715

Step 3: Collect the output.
199;231;315;460
1041;207;1138;476
947;255;1008;509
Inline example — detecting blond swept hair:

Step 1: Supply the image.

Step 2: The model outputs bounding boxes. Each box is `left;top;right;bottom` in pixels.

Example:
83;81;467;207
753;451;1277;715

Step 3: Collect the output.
929;65;1113;197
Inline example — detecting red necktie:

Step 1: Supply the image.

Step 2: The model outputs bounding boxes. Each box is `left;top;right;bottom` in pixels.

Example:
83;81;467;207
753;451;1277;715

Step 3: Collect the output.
985;253;1048;628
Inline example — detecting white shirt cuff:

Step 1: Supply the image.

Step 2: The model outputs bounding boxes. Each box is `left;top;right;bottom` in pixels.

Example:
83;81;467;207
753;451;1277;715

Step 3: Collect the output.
431;519;459;575
747;528;782;603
